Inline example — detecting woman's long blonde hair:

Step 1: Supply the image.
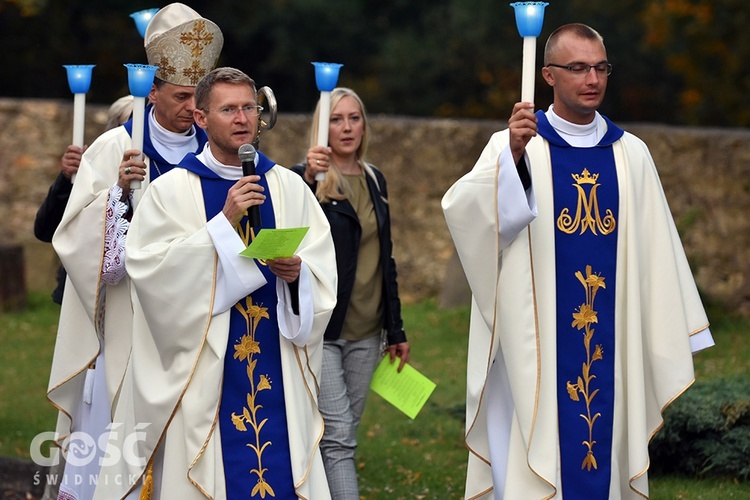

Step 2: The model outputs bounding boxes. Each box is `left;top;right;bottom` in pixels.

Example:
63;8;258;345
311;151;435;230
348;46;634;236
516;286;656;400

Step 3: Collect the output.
309;87;370;203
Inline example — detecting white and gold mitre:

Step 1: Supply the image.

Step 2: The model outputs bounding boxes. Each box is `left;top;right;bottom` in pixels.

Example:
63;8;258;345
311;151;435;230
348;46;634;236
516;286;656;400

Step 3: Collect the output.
144;3;223;86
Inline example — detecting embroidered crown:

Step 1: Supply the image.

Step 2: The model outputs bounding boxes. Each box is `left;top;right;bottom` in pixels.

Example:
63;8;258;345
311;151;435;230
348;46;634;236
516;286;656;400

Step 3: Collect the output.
572;168;599;185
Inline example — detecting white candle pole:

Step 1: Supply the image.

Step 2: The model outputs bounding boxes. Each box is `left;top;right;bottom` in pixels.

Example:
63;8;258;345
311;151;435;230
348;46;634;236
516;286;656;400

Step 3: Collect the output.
521;36;537;103
317;90;332;159
63;65;95;183
130;97;146;188
510;2;549;105
312;62;343;181
124;64;159;189
72;93;86;147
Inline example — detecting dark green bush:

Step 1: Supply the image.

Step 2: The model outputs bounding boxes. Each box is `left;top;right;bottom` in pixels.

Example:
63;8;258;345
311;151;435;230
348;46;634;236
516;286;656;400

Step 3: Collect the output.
650;377;750;481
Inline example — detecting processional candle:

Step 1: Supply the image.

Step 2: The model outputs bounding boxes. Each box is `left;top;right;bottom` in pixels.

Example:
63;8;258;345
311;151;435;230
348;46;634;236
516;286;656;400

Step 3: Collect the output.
510;2;548;104
124;64;158;189
311;62;343;181
63;65;95;183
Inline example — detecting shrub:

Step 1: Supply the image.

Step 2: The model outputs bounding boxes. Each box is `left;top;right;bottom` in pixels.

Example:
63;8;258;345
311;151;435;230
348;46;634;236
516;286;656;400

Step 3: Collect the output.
650;377;750;481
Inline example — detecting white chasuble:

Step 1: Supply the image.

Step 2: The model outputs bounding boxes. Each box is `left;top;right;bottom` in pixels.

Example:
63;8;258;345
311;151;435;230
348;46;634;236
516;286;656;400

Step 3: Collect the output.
442;111;710;499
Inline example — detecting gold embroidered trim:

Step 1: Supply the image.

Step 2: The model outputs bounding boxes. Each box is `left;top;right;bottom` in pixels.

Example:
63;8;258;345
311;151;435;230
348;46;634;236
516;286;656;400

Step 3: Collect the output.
137;253;219;499
463;155;504;469
291;344;323;492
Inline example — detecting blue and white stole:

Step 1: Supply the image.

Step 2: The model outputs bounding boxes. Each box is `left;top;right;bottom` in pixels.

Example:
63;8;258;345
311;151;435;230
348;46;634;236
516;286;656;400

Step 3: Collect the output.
123;104;208;182
537;111;624;499
178;153;295;499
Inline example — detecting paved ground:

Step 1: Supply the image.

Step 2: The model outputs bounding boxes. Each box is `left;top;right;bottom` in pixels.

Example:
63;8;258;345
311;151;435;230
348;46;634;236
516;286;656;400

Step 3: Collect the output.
0;456;45;499
1;489;36;499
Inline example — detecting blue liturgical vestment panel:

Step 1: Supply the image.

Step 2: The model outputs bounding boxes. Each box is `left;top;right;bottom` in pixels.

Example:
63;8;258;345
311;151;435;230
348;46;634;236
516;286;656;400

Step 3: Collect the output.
181;152;296;499
538;111;624;499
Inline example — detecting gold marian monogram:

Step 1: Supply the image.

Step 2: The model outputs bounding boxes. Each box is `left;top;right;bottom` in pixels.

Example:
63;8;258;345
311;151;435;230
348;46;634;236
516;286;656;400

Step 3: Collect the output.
230;297;275;498
556;168;616;235
566;265;606;471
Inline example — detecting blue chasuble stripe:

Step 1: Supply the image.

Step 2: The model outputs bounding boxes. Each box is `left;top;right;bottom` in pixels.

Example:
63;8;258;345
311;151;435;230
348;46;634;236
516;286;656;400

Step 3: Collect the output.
194;157;295;499
539;111;621;499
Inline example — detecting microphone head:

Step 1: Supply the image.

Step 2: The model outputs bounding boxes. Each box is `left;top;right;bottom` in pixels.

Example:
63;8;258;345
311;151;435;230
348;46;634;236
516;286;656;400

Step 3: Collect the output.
238;143;256;162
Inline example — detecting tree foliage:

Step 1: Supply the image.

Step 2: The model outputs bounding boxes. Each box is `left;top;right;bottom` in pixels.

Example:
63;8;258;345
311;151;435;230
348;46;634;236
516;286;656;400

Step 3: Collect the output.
0;0;747;126
640;0;750;126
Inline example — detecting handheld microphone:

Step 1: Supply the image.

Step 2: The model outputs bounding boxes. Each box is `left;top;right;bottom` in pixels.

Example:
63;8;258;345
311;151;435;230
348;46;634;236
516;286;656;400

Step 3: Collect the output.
238;144;262;227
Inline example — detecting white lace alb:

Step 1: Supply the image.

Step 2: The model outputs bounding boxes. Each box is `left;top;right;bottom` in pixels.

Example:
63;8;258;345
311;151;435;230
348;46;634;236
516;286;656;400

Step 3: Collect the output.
101;185;131;285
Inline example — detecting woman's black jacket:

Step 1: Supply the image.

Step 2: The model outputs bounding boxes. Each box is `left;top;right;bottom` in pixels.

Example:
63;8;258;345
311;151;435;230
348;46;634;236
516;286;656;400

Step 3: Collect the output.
290;163;407;346
34;172;73;304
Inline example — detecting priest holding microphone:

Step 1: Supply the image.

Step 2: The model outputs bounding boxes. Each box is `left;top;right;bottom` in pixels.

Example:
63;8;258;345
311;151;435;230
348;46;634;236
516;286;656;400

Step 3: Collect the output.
95;66;337;499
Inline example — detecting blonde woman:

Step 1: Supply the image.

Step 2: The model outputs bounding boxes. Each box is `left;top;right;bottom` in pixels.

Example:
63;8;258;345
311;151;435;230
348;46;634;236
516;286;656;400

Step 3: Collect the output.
292;87;411;499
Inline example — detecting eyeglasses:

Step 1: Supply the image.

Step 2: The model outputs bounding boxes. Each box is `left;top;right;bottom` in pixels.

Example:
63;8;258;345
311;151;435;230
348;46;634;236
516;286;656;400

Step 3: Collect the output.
204;105;264;118
546;63;613;76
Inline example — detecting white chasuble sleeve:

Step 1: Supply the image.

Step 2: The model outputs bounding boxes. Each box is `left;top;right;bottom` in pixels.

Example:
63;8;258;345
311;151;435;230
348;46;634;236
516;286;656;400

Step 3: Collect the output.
49;128;143;437
206;212;267;315
691;328;714;353
442;130;536;330
265;166;338;349
125;170;220;362
276;263;314;346
496;146;537;250
53;128;129;324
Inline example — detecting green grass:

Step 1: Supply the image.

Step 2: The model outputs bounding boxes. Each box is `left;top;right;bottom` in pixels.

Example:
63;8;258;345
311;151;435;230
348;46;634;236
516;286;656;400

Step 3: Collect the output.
357;301;468;499
648;476;750;499
0;292;58;458
355;299;750;499
1;293;748;498
692;302;750;380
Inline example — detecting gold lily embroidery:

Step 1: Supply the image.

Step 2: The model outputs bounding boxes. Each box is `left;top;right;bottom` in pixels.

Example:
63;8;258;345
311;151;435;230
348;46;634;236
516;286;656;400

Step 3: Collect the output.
557;168;616;235
566;265;606;471
237;220;267;267
237;219;254;247
230;297;276;498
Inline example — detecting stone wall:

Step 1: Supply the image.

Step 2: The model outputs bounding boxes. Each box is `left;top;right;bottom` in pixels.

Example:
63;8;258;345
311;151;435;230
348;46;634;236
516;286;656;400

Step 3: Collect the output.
1;98;748;315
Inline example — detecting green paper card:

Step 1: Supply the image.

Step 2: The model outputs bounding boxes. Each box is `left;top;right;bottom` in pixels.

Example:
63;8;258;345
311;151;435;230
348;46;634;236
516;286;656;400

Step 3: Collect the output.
370;356;436;420
239;227;309;260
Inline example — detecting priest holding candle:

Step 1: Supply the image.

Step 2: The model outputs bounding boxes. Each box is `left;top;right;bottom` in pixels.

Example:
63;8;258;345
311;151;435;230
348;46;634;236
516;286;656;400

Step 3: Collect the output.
47;4;223;498
442;21;714;499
